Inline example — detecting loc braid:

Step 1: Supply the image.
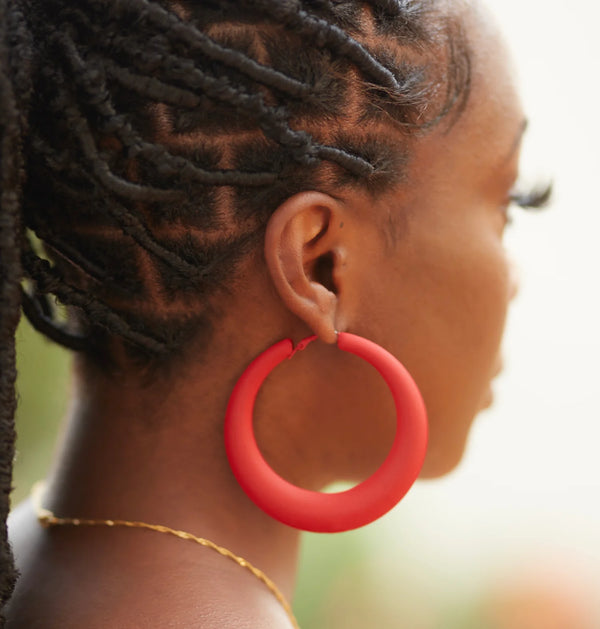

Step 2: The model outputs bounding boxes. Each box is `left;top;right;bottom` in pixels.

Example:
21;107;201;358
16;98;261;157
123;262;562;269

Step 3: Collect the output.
36;49;184;204
101;54;374;176
56;95;184;204
48;9;374;176
235;0;401;90
20;289;89;352
97;40;374;175
29;219;109;283
50;12;317;162
0;0;32;613
97;193;218;282
22;250;169;354
99;54;319;163
33;35;278;188
27;70;239;280
84;0;315;100
26;134;226;287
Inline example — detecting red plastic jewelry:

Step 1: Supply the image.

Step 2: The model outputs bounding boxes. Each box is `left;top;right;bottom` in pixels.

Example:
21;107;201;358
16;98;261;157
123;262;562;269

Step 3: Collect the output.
224;332;428;533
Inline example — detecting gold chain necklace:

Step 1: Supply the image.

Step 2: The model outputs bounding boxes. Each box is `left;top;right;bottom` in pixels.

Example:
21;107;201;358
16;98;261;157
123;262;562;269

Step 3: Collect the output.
32;483;300;629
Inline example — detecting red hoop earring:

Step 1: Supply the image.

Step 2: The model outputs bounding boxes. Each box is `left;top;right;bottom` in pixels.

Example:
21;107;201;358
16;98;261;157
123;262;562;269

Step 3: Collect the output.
224;332;428;533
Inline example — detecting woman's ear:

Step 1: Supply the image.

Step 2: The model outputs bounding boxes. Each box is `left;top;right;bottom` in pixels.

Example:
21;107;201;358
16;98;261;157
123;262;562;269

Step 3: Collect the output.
264;191;348;344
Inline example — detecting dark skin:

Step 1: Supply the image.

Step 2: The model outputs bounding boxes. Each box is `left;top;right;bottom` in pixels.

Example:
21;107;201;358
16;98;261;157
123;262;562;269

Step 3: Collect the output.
7;3;526;627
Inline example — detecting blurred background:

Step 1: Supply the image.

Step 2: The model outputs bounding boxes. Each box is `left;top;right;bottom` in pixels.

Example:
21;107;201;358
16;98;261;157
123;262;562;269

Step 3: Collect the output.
12;0;600;627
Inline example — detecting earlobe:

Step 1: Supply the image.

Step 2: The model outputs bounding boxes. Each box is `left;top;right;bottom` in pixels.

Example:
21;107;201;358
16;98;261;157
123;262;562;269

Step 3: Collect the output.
264;192;346;344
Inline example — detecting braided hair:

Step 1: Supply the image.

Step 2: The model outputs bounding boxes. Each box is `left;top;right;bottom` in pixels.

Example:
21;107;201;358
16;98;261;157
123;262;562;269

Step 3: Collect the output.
0;0;471;619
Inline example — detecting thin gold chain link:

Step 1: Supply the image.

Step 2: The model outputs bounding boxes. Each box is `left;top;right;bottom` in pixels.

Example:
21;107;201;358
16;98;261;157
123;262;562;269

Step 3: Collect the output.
31;483;300;629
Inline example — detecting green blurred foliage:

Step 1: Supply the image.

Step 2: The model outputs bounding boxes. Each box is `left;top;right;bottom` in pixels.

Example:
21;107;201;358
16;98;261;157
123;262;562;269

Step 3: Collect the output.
13;319;70;504
294;529;369;627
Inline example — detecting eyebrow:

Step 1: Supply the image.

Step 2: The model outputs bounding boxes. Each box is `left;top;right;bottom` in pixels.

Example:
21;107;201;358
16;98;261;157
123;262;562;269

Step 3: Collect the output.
504;118;529;163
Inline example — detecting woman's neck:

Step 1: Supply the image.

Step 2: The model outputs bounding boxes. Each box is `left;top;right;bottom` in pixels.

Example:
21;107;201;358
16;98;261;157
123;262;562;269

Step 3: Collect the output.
43;355;302;601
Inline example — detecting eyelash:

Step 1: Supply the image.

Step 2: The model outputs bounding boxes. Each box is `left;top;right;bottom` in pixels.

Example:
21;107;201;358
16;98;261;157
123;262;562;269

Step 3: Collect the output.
504;182;553;225
510;182;553;209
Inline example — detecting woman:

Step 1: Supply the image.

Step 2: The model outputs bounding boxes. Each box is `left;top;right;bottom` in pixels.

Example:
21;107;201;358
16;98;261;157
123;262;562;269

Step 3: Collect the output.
0;0;549;626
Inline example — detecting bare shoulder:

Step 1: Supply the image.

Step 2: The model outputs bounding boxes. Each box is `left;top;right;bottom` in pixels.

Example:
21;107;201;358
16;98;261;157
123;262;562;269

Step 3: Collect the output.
8;575;293;629
5;510;295;629
8;498;40;557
